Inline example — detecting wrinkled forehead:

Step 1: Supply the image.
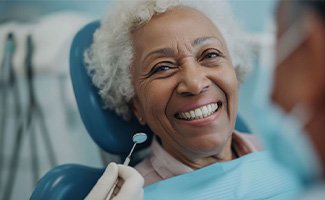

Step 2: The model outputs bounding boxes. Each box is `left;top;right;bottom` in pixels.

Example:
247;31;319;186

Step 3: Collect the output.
131;6;227;53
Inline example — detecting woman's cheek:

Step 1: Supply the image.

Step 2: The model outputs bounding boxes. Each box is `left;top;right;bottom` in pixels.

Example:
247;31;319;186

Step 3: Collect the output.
141;82;166;114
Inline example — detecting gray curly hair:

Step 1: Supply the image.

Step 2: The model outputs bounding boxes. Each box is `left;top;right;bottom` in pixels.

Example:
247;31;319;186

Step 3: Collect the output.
84;0;253;120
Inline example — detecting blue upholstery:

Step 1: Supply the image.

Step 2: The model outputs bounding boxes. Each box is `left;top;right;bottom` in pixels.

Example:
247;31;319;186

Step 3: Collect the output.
69;21;153;155
235;115;250;133
30;21;251;200
31;165;104;200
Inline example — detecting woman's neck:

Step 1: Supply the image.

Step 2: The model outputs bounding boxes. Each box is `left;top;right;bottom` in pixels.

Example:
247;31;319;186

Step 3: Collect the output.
165;136;235;170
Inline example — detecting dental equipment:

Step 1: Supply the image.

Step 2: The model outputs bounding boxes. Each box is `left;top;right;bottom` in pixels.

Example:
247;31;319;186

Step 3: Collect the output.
2;35;57;200
0;33;18;196
106;132;147;200
124;132;148;165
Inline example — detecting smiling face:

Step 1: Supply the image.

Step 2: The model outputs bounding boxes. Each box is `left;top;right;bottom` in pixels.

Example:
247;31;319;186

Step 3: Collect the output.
131;6;238;167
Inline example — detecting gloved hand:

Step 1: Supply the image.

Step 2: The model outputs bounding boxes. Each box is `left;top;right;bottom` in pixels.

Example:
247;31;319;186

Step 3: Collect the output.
85;162;144;200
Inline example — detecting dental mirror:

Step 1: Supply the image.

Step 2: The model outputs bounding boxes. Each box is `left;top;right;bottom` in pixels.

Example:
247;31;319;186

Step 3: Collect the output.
133;132;147;144
123;132;147;166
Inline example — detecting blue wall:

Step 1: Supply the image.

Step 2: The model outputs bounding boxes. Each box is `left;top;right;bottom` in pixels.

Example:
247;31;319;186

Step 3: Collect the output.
1;0;276;30
230;0;276;32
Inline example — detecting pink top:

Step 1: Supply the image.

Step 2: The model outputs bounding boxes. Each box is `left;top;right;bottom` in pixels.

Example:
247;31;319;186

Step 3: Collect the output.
135;132;262;186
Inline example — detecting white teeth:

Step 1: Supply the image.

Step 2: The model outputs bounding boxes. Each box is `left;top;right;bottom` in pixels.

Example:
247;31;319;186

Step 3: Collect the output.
185;112;191;119
202;106;208;117
190;111;195;118
194;108;202;117
208;104;212;112
177;103;220;120
181;113;186;119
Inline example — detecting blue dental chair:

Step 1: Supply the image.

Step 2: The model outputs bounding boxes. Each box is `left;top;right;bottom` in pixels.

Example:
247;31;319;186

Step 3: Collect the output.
30;21;251;200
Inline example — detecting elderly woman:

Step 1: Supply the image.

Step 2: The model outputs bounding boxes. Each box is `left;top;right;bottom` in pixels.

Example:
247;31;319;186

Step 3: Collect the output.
85;0;302;199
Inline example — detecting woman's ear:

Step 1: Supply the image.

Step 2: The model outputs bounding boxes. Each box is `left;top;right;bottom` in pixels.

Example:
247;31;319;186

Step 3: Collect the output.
130;97;146;125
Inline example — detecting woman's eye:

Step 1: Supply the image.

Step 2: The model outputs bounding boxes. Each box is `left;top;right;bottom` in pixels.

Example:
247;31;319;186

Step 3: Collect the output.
204;52;219;59
200;49;224;61
152;65;173;73
150;64;177;75
144;62;177;79
203;52;220;59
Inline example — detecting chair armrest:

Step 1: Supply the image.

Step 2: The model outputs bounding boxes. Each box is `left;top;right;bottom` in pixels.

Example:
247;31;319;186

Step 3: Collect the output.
30;164;104;200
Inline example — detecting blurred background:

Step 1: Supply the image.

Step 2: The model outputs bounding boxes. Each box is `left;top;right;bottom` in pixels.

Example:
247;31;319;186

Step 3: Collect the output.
0;0;276;199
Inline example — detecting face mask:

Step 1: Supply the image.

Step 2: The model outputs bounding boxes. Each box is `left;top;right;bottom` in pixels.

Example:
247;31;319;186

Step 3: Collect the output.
252;18;322;186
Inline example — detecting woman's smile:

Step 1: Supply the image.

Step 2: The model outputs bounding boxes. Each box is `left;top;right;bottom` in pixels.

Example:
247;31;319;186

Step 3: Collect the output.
175;101;222;121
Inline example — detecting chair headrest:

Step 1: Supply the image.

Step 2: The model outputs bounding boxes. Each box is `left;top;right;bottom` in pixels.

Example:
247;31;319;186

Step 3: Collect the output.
70;21;153;155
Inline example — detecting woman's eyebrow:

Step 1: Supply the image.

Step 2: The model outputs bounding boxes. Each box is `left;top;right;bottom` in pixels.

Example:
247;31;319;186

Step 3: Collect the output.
143;48;175;63
142;37;222;62
192;36;221;47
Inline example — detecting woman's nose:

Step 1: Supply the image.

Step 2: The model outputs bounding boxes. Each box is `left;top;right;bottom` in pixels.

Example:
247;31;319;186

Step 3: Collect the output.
176;64;210;96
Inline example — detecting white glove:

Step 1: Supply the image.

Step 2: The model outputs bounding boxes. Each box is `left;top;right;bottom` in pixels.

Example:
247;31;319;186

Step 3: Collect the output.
85;162;144;200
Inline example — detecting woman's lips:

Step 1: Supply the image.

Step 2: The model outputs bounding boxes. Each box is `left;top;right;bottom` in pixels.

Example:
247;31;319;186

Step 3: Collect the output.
175;101;222;121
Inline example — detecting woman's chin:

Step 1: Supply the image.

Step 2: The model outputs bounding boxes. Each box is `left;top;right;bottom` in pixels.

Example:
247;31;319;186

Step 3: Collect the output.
185;133;231;155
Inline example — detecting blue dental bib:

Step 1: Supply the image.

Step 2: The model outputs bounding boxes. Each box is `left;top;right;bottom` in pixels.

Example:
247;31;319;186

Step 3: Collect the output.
144;152;303;200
